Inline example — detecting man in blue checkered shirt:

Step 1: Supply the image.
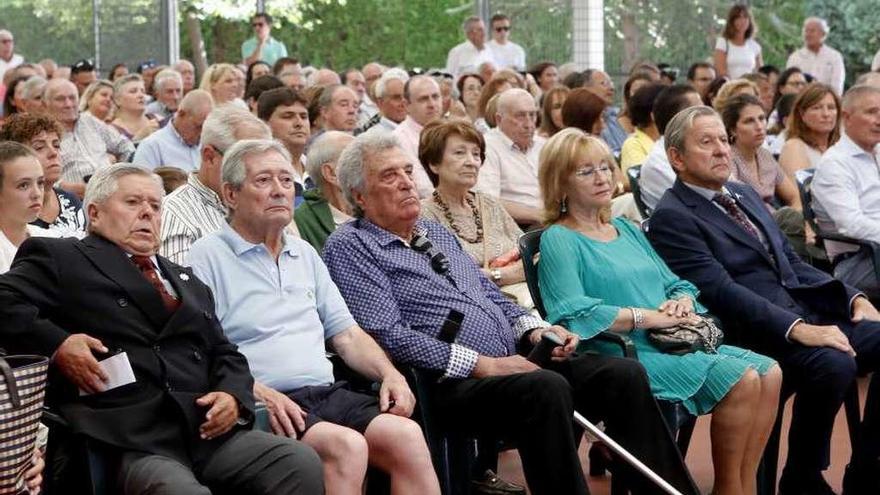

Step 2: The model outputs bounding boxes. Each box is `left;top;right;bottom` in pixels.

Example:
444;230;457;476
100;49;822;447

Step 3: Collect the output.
323;132;699;495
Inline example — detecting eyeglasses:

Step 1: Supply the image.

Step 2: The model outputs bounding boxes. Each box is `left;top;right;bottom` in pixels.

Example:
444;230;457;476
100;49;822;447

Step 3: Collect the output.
574;164;613;179
494;26;510;32
411;233;450;276
0;39;13;44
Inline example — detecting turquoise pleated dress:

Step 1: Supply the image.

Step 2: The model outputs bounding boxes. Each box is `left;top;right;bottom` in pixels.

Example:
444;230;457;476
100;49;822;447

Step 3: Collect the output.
538;218;775;415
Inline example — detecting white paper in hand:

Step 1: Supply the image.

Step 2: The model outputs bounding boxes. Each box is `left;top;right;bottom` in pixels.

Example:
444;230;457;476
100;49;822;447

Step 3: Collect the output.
79;352;136;396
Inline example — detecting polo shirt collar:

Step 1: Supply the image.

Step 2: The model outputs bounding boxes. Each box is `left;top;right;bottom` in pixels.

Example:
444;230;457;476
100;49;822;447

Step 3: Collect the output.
218;222;300;258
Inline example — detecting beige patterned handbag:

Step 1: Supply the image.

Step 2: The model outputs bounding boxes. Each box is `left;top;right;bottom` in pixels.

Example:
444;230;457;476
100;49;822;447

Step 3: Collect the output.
0;356;49;494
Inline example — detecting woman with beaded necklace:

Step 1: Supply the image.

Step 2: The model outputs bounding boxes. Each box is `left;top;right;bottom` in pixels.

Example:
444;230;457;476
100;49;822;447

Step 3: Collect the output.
418;119;532;308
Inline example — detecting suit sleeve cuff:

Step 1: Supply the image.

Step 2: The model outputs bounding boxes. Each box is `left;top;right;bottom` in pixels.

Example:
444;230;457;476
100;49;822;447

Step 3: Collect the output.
785;318;805;342
849;293;867;316
442;344;479;379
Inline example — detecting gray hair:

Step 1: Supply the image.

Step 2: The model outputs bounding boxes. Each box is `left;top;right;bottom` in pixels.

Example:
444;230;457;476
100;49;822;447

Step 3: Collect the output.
855;72;880;89
112;73;145;97
462;16;482;33
200;103;271;153
153;69;183;92
374;68;409;99
337;132;401;217
306;131;354;191
178;89;214;114
21;76;47;100
496;88;532;115
318;84;344;110
803;16;830;36
83;163;164;229
842;84;880;112
221;138;292;192
664;105;720;154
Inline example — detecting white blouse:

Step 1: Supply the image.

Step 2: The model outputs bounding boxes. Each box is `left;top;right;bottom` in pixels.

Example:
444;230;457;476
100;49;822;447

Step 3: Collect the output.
0;225;59;274
716;37;762;79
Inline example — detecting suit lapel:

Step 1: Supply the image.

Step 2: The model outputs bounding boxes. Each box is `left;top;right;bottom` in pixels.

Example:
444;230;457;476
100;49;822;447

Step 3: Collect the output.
672;180;777;268
155;256;200;336
726;183;787;268
77;235;169;330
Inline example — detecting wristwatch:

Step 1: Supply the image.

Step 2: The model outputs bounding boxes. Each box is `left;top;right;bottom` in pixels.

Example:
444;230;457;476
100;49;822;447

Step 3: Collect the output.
491;269;502;282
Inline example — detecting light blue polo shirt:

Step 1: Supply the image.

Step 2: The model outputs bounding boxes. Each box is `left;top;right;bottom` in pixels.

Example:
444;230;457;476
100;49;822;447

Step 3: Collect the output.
131;121;201;172
188;223;356;392
240;37;288;65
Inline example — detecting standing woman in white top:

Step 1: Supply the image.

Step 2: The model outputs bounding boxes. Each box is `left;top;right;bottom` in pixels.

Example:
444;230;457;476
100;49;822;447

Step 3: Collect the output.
0;141;57;273
714;5;763;79
778;82;840;179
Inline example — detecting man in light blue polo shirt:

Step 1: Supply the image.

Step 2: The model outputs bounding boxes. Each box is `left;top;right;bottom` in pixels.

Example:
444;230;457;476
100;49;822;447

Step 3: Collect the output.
133;89;213;172
188;138;440;495
242;13;288;67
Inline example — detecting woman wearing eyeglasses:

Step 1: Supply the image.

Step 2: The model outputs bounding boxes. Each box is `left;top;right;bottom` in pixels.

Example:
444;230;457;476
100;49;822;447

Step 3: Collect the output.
418;119;532;309
537;128;780;495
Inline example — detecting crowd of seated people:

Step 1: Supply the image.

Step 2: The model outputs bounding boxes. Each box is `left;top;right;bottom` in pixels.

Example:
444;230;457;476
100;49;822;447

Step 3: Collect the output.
3;5;880;494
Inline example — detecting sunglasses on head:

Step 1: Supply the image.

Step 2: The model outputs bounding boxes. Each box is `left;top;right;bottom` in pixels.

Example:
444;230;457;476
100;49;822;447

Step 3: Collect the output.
72;59;95;72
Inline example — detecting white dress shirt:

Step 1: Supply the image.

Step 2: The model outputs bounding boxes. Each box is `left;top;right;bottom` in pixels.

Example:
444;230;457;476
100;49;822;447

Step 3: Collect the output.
473;128;545;210
391;116;434;198
811;133;880;258
446;41;497;79
786;44;845;95
638;137;676;211
488;40;526;70
0;54;23;83
60;113;135;183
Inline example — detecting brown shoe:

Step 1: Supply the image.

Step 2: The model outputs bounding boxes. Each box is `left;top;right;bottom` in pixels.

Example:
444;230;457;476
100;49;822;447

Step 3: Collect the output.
470;469;526;494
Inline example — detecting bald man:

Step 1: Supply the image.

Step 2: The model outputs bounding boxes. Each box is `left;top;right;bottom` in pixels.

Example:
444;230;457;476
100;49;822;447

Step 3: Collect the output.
133;90;215;172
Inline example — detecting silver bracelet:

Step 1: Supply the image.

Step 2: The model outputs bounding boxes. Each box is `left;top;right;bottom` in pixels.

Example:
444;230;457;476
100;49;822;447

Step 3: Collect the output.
630;307;644;330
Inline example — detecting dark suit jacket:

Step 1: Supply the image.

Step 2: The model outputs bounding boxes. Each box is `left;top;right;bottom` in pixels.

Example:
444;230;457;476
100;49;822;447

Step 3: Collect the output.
647;180;859;356
0;234;254;464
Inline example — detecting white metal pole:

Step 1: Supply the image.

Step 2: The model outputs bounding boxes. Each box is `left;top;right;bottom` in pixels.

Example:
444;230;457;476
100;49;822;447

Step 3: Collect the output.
573;411;684;495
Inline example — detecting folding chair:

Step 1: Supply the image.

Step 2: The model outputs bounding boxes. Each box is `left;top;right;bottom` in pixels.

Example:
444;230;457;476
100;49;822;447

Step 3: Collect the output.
627;166;652;219
517;228;696;494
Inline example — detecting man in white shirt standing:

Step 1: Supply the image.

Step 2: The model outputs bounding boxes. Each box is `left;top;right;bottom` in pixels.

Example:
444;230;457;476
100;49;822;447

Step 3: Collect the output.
786;17;845;95
0;30;24;83
811;85;880;301
446;17;497;79
474;88;545;227
487;14;526;71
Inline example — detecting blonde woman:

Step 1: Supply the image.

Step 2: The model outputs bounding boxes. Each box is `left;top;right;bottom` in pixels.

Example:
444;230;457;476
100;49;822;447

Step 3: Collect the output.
79;79;114;123
200;63;246;107
712;78;759;112
538;128;781;495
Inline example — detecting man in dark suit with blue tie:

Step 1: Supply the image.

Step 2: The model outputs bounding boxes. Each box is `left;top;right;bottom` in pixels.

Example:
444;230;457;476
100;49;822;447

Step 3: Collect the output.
647;105;880;495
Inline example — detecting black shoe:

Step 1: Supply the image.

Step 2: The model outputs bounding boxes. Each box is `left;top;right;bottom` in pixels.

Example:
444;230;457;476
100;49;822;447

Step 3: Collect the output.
469;469;526;495
843;463;880;495
778;471;835;495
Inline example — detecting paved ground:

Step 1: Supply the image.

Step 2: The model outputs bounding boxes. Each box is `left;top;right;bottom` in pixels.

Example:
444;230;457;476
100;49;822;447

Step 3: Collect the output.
496;376;867;493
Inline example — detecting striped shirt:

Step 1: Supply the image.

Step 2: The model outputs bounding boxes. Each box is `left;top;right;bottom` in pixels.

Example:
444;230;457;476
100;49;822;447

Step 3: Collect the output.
60;112;135;183
160;173;227;265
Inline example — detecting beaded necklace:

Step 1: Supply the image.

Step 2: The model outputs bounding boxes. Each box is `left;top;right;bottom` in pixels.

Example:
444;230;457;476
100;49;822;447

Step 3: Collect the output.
432;190;483;243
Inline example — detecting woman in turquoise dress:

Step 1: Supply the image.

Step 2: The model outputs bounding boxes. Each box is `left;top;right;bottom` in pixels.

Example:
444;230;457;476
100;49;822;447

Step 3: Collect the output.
537;128;782;495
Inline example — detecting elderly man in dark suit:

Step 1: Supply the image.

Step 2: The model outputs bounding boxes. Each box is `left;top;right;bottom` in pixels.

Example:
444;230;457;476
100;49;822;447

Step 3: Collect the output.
0;163;323;495
647;105;880;495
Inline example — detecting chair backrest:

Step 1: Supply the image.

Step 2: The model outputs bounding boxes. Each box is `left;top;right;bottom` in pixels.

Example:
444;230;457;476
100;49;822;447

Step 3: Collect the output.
794;168;818;232
517;228;548;318
627;165;651;218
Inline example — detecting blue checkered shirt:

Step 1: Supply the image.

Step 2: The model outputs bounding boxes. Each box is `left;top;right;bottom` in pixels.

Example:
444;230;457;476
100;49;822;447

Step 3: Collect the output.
323;217;547;378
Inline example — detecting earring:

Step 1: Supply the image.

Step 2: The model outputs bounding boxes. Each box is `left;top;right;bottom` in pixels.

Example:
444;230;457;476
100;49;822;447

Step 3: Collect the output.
560;197;568;214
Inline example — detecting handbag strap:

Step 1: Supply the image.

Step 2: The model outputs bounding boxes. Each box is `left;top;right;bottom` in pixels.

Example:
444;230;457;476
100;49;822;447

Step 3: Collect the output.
0;357;21;408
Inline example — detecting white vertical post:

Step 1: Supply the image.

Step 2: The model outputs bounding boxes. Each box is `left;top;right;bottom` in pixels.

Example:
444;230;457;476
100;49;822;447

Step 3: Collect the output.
161;0;180;64
92;0;101;72
572;0;604;71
